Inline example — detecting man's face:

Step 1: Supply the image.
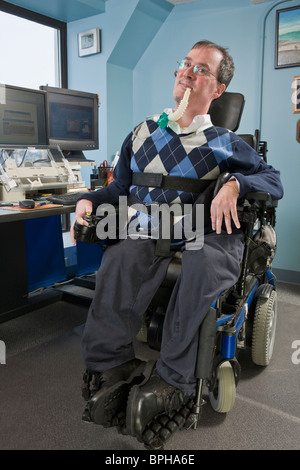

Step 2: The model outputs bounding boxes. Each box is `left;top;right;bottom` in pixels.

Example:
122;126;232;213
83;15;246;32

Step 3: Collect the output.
173;46;226;114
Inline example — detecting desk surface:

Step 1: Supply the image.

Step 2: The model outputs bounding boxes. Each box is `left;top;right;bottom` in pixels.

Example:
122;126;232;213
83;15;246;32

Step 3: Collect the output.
0;204;75;223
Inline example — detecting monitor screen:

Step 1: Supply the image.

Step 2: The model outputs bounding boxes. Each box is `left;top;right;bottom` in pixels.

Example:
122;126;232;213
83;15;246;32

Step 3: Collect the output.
40;86;99;152
0;84;47;147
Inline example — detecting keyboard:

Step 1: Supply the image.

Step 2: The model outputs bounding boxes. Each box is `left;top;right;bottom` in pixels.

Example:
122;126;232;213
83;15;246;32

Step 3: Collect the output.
47;191;89;205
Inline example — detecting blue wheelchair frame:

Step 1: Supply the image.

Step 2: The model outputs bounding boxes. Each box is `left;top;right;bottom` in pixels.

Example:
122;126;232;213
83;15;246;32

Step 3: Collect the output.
218;268;275;360
144;169;278;436
190;184;278;429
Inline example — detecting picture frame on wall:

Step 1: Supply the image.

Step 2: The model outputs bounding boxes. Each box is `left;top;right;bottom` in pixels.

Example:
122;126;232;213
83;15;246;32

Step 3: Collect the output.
293;75;300;113
275;6;300;69
78;28;101;57
296;119;300;142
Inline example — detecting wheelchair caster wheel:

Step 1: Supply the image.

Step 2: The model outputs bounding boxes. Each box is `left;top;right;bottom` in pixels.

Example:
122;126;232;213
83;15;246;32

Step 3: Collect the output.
252;289;277;366
209;361;236;413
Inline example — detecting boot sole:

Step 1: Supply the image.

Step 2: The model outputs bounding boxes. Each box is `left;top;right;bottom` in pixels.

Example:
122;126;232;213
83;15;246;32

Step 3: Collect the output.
88;360;155;427
125;360;157;438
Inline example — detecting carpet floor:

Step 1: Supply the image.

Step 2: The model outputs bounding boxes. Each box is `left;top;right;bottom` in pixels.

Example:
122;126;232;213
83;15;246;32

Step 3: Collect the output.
0;282;299;451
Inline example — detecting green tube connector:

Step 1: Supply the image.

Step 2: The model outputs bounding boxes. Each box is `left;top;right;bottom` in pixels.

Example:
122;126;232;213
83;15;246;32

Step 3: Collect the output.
157;112;169;129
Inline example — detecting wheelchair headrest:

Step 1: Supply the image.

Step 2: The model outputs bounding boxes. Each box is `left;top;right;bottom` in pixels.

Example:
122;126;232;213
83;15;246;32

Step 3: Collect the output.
208;92;245;132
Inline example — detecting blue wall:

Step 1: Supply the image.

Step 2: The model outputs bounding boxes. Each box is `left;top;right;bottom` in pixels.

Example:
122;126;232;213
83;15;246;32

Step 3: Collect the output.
67;0;300;281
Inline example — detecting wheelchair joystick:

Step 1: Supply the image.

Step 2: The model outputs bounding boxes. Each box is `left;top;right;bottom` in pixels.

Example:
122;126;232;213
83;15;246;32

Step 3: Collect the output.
74;213;101;244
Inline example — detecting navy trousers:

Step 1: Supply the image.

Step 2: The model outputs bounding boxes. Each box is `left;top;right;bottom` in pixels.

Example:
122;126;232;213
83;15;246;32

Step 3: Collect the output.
82;231;244;396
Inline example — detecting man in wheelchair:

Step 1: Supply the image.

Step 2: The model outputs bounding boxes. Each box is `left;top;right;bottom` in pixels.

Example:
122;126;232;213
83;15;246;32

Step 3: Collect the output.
71;40;283;448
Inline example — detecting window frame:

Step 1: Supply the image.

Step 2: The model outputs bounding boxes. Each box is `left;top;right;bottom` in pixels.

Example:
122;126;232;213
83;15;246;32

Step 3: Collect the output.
0;0;68;87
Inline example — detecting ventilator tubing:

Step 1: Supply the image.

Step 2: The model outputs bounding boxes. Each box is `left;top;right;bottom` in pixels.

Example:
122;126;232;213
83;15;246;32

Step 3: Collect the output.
168;87;191;122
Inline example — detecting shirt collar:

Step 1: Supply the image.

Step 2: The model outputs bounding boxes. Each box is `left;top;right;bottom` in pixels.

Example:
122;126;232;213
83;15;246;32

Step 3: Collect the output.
150;109;213;135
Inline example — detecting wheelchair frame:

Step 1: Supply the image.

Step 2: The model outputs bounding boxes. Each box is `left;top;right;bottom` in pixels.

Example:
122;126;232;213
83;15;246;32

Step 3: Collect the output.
73;117;279;448
140;139;278;448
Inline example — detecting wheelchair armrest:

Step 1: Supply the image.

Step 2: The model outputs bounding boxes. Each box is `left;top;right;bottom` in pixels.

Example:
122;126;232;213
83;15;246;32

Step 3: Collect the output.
213;172;230;198
213;174;278;209
244;192;278;207
237;191;277;227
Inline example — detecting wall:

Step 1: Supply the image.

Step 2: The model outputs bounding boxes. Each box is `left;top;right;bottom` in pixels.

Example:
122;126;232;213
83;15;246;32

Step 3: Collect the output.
67;0;300;281
67;0;139;164
262;1;300;280
133;0;300;279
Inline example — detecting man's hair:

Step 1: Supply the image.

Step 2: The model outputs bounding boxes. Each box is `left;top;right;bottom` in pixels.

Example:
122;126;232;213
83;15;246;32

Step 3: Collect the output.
192;40;235;88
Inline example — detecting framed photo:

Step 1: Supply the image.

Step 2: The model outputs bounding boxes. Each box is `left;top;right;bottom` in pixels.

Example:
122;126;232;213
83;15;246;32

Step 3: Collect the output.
78;28;101;57
293;76;300;113
297;119;300;142
275;6;300;69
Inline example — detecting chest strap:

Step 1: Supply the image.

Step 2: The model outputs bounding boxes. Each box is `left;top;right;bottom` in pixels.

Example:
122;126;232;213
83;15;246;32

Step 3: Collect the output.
132;172;213;193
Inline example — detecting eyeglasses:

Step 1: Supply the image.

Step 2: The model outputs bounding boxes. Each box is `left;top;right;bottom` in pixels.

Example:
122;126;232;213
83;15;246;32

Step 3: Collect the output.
177;59;220;83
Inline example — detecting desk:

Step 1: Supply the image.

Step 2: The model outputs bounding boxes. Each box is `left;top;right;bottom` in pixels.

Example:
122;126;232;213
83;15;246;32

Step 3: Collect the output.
0;204;75;223
0;205;75;321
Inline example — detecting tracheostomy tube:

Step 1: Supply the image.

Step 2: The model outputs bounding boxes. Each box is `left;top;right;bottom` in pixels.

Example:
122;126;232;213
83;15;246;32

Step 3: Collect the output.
157;87;191;129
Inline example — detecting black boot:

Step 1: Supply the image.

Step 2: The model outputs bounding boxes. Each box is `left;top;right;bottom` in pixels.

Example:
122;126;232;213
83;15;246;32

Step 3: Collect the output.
82;358;155;428
81;370;102;401
126;367;186;441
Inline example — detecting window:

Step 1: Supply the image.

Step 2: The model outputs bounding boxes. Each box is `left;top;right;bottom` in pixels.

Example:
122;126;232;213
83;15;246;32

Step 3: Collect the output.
0;2;67;90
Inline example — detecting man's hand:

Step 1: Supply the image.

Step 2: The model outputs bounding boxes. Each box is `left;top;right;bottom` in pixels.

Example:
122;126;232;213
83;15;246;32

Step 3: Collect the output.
210;180;240;234
70;199;93;244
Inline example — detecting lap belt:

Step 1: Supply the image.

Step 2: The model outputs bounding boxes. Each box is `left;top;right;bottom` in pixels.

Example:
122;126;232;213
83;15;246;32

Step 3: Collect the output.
129;173;214;257
128;193;176;257
132;172;213;193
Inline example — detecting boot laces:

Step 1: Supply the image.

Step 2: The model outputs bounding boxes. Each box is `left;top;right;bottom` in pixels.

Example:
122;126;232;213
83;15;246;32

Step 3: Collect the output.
162;387;183;413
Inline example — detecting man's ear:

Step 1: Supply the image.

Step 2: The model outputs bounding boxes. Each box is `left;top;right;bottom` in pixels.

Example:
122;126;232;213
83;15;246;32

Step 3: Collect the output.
213;83;226;100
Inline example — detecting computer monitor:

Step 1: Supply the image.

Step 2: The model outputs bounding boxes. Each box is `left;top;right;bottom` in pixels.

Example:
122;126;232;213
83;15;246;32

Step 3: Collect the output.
0;84;48;147
40;86;99;156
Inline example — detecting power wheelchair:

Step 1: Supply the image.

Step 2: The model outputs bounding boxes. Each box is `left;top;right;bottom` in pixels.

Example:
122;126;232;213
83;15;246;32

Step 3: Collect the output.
74;92;278;449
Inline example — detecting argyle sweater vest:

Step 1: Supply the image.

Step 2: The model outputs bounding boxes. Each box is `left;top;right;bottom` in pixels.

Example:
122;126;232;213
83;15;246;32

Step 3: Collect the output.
126;119;238;240
129;119;236;206
76;117;283;244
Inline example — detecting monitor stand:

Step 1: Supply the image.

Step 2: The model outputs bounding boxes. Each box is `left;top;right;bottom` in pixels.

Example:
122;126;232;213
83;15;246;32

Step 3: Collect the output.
63;150;95;163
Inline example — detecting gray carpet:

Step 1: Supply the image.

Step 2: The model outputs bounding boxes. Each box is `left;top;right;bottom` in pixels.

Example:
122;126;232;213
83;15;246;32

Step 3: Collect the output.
0;282;299;451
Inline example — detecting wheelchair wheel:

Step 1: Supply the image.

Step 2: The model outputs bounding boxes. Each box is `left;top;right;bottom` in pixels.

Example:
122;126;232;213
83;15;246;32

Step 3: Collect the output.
209;361;236;413
252;289;277;366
